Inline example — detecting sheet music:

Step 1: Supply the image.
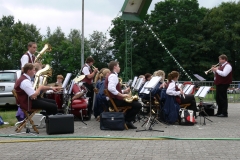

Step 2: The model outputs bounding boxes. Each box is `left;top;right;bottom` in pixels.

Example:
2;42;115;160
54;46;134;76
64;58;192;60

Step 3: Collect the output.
134;78;143;91
62;73;72;89
199;86;211;98
195;86;204;97
67;80;74;95
131;76;138;88
183;84;190;93
144;76;161;89
185;85;195;94
140;81;150;94
193;74;206;81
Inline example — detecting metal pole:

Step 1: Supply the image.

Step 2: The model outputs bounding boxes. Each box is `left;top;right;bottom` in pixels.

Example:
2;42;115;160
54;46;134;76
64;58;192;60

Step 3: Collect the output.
81;0;84;67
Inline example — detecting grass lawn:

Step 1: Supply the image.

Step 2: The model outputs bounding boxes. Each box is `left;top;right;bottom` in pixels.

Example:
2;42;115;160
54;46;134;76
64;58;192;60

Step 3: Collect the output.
0;110;17;129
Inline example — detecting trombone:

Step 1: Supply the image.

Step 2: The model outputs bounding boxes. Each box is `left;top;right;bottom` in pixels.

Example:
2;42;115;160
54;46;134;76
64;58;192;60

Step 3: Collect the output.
204;63;220;75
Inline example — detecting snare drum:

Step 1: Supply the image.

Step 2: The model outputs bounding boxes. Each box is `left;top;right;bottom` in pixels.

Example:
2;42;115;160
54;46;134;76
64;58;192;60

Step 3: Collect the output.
46;91;63;110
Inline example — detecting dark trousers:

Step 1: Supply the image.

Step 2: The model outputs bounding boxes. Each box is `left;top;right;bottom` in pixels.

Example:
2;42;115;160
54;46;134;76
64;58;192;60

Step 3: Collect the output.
216;84;229;115
113;99;142;122
84;83;94;113
180;94;197;117
32;98;58;115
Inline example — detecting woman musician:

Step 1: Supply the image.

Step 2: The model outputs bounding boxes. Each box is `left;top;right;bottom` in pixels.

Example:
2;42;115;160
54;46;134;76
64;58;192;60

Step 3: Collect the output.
163;71;197;124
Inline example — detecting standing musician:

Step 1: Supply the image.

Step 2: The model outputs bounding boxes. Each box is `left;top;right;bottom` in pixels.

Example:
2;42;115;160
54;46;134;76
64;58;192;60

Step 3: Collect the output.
212;54;232;117
105;61;142;129
81;57;99;114
21;42;37;73
15;63;59;115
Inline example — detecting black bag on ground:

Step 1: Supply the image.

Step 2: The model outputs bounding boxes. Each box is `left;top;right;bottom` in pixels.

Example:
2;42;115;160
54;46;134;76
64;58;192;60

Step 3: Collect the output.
100;112;125;130
179;109;195;125
46;114;74;135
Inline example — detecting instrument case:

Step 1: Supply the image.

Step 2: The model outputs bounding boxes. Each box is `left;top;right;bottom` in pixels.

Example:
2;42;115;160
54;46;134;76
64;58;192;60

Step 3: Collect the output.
46;114;74;135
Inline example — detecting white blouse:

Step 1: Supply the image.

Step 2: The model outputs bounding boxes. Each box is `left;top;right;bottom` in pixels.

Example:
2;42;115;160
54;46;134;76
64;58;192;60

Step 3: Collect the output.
166;80;181;96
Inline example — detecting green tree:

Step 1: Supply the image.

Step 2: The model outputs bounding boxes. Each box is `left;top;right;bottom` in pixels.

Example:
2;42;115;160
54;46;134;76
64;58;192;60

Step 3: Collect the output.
43;27;91;82
88;31;113;69
199;1;240;80
0;15;42;70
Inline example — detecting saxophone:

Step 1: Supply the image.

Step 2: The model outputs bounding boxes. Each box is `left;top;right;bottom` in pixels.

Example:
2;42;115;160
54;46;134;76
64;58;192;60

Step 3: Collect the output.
119;78;139;103
124;90;139;103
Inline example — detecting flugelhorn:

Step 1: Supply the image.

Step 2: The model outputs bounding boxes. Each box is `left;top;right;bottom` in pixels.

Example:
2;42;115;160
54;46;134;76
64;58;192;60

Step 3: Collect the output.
204;63;220;75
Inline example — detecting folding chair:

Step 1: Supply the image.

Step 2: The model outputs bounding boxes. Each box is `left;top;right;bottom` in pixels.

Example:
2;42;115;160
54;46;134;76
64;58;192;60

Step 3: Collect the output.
104;89;132;130
11;89;40;134
180;103;191;109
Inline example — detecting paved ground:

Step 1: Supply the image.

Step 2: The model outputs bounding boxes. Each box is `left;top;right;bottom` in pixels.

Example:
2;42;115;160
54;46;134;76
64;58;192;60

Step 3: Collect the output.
0;103;240;160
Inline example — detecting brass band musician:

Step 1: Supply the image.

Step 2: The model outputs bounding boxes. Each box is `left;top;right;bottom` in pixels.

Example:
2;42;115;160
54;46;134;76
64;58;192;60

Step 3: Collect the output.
21;42;37;73
80;57;99;115
212;54;232;117
105;61;141;129
15;63;59;115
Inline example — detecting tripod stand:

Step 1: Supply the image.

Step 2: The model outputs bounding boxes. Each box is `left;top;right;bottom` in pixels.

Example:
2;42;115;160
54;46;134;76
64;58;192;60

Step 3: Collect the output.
198;98;213;125
195;86;213;125
136;87;164;132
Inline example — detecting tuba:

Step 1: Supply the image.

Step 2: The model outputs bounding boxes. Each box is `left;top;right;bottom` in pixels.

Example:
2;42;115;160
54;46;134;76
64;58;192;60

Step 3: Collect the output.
33;64;52;90
34;43;52;63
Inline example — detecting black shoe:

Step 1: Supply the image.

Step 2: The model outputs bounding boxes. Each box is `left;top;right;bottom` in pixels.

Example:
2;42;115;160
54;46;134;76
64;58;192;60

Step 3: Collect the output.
126;122;137;129
214;113;220;116
217;114;228;117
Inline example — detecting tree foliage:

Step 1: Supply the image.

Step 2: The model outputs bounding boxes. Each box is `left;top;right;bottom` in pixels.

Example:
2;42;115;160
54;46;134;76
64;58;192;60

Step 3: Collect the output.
1;0;240;82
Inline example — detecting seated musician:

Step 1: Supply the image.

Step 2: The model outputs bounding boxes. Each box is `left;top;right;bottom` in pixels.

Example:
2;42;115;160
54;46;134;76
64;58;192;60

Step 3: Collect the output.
163;71;197;124
55;75;64;86
105;61;142;129
14;63;59;115
94;68;110;120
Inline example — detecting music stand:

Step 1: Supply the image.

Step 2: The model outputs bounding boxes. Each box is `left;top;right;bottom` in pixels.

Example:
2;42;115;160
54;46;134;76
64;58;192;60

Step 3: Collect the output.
136;76;164;132
131;76;138;88
134;78;143;91
185;85;195;94
195;86;213;125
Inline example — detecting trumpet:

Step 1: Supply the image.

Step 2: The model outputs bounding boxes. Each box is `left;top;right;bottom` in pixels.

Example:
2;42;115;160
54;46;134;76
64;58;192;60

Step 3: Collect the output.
91;65;99;73
204;63;220;75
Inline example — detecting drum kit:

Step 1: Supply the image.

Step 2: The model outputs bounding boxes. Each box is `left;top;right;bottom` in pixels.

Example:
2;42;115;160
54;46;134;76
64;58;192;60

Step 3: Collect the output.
45;74;90;120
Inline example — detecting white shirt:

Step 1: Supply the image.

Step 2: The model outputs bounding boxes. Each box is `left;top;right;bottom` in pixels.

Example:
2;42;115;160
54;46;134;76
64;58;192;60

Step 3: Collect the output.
216;61;232;77
82;63;90;75
108;72;119;95
166;80;181;96
21;51;34;67
20;74;35;97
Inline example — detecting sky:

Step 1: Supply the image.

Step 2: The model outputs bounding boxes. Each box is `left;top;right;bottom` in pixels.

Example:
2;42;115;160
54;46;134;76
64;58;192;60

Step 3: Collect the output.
0;0;236;38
